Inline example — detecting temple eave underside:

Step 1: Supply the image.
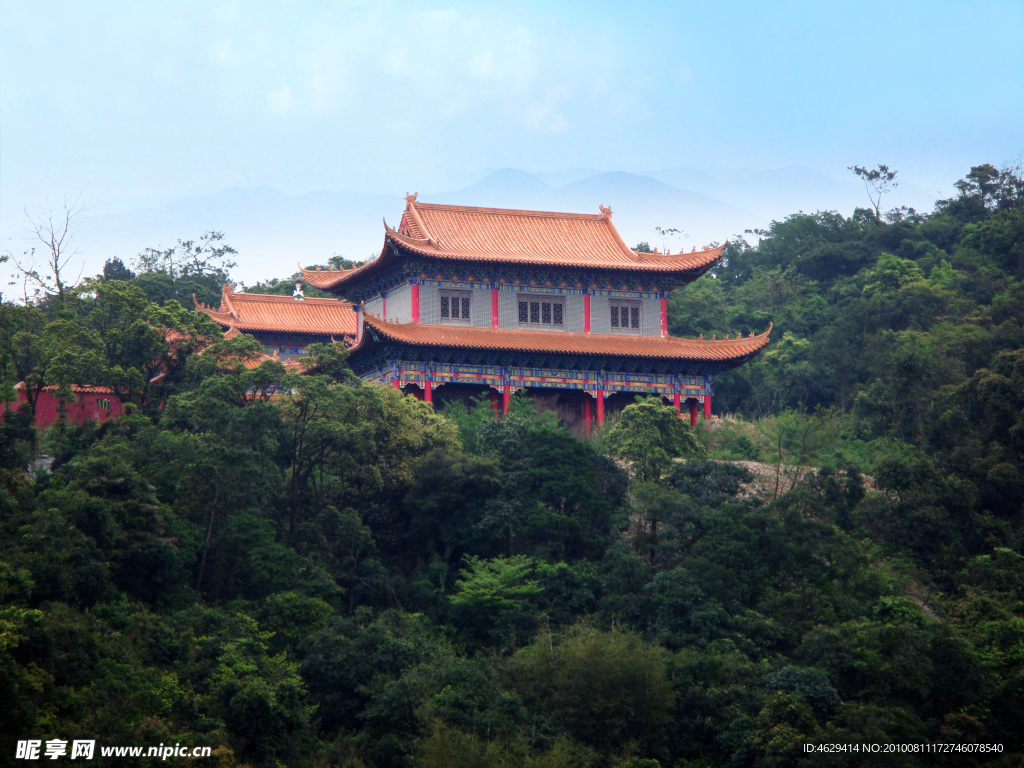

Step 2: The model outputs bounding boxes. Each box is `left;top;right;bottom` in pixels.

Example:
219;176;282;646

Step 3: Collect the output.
349;345;749;400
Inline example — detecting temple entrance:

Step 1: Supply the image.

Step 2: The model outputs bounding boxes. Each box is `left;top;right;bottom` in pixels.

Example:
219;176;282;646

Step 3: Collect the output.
520;388;595;434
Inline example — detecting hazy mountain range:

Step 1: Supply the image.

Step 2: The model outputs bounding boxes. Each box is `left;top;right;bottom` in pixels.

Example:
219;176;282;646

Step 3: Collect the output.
71;166;935;286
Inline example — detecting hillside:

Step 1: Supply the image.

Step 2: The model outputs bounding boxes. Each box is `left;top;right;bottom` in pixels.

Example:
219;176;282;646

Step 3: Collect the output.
1;161;1023;767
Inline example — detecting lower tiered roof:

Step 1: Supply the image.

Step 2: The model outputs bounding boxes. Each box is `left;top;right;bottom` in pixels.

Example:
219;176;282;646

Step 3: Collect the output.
355;314;770;365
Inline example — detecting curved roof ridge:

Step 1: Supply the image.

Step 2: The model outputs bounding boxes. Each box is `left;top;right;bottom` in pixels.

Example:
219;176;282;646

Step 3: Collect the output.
299;264;361;290
193;293;236;325
633;242;726;260
220;284;239;320
404;193;438;246
601;210;645;260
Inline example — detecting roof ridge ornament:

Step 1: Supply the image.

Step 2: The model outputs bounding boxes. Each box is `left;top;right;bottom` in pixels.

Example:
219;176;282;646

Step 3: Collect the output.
599;204;612;219
403;195;438;246
221;284;238;319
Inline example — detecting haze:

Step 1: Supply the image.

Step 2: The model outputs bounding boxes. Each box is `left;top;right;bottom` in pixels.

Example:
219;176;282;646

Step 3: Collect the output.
2;0;1022;286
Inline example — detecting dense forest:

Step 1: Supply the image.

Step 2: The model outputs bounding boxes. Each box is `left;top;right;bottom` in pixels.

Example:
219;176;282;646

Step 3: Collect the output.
1;163;1023;767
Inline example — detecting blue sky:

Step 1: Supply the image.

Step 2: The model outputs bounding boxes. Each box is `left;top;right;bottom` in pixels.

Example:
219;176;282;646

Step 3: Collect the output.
2;0;1022;280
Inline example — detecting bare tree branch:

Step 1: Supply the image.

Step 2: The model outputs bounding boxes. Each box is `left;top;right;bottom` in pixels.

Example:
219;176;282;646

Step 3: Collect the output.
848;164;898;218
10;198;86;305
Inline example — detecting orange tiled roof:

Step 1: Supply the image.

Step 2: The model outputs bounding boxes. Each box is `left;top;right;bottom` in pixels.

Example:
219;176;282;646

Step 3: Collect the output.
240;349;306;371
354;314;770;364
194;285;357;337
15;382;116;394
301;196;724;290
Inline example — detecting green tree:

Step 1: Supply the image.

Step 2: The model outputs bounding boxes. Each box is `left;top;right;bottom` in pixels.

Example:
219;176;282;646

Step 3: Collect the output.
450;555;544;648
507;626;674;756
605;397;706;482
210;615;313;767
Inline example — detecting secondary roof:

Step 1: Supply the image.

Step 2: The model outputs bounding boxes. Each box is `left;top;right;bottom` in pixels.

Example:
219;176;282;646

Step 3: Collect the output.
195;285;357;337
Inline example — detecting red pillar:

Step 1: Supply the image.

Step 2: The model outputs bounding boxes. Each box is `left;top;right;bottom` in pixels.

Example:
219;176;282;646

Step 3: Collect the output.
391;377;400;389
411;283;420;323
502;385;511;415
689;400;699;427
703;394;712;420
582;393;593;435
673;392;681;415
660;297;668;337
596;390;605;425
491;288;499;328
584;293;592;333
423;380;432;405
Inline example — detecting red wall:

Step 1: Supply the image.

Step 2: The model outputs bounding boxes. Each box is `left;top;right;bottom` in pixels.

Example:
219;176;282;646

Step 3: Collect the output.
4;389;124;429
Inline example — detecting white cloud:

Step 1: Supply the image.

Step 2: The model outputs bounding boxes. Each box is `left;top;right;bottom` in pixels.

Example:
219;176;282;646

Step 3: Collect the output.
469;50;494;79
524;87;570;134
268;85;293;114
382;48;408;76
208;38;232;65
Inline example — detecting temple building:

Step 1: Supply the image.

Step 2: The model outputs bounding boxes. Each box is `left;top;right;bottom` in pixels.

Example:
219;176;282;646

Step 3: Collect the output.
195;284;357;359
300;195;770;430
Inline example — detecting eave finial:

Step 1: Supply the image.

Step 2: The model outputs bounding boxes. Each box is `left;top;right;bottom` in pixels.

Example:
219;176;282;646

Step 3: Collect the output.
406;192;418;205
599;204;612;219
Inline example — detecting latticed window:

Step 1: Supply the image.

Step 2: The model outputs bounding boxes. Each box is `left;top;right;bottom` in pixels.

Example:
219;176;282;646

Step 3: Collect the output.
517;295;564;329
440;291;471;324
610;301;641;333
97;399;110;410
